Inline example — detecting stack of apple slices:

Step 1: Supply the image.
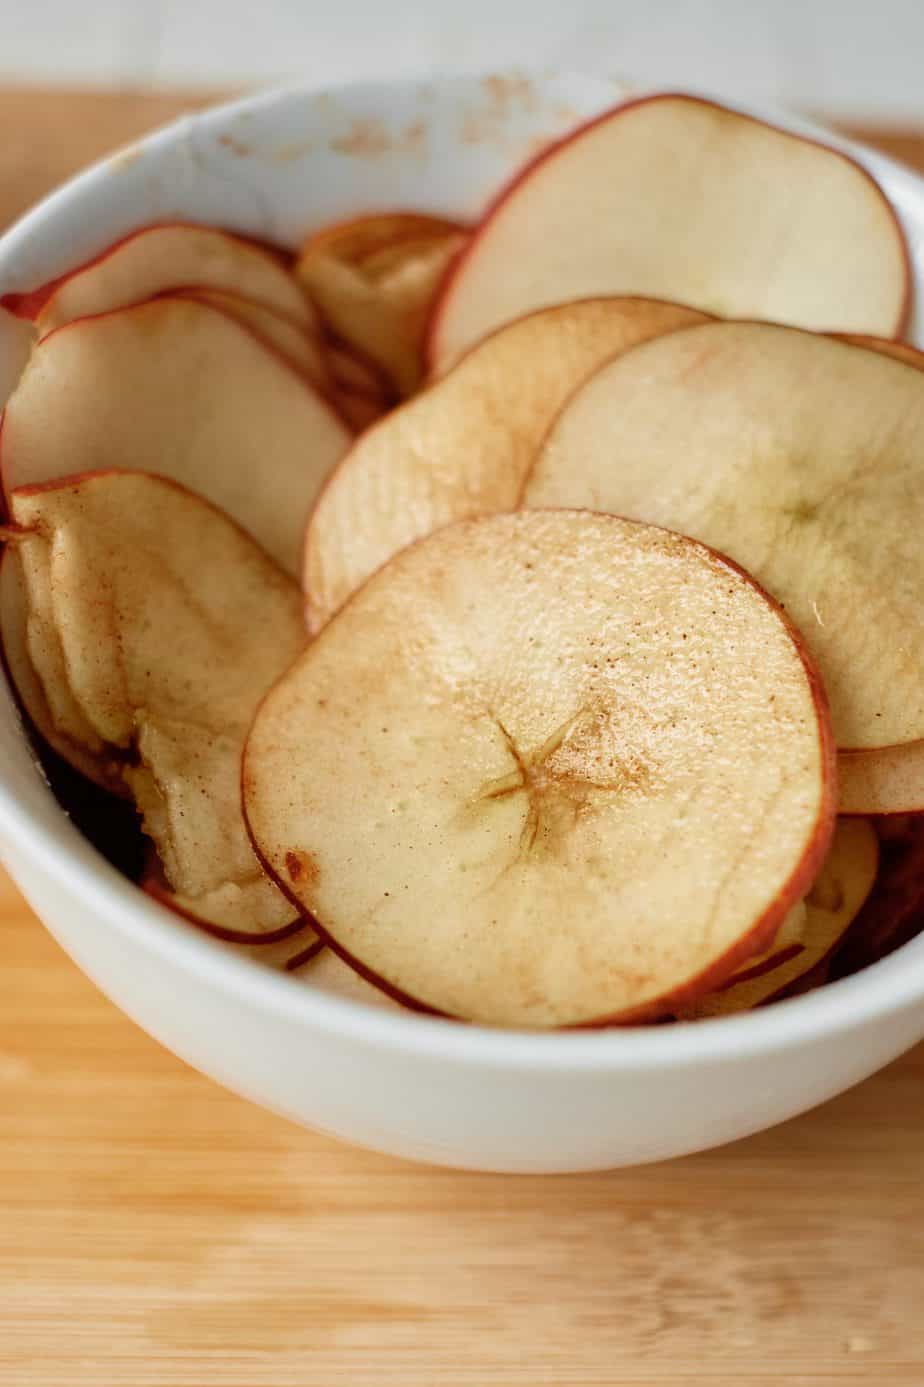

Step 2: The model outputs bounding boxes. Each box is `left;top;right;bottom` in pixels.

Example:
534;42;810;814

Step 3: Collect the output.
2;91;921;1024
0;221;362;954
2;472;311;942
290;94;919;1022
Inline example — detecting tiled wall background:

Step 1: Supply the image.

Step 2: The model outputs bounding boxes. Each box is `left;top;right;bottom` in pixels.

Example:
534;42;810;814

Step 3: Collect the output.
0;0;921;121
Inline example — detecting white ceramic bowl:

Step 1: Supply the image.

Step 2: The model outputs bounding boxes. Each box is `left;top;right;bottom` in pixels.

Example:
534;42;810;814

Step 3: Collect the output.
2;73;923;1174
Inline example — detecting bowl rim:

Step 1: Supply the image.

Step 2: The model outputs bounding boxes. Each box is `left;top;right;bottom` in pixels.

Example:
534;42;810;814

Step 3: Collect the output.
1;71;923;1072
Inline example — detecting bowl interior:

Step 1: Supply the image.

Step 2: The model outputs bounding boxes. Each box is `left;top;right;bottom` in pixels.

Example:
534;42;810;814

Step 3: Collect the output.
1;71;924;1064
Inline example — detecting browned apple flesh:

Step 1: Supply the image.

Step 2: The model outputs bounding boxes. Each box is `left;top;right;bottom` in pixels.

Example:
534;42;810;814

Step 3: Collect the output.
526;321;924;765
246;510;835;1029
304;296;710;631
21;222;317;334
428;94;909;372
7;471;308;938
1;296;351;576
297;213;467;395
675;818;878;1018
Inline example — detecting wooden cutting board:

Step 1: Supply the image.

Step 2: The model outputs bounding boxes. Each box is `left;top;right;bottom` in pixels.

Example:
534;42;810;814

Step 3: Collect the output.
0;89;923;1387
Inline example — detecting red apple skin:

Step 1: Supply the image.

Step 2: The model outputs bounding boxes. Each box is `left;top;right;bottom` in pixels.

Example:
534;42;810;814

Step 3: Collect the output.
0;220;297;323
425;92;913;372
248;517;839;1028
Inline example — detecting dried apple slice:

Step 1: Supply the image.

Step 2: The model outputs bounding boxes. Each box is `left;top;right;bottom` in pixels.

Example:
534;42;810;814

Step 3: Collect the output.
834;817;924;974
300;212;464;267
526;321;924;762
0;544;122;791
839;744;924;815
247;510;835;1029
304;296;709;630
172;288;332;392
297;214;466;395
7;471;307;939
675;818;878;1018
428;94;909;372
1;296;351;576
3;222;317;334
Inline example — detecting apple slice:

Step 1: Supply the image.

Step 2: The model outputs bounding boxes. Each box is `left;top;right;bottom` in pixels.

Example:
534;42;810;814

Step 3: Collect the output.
7;470;308;939
297;214;467;395
246;510;835;1029
1;296;351;576
675;818;878;1018
299;212;464;268
3;222;317;335
839;743;924;815
526;321;924;762
171;288;332;392
0;543;123;791
833;817;924;973
141;853;320;951
304;296;710;630
428;94;910;372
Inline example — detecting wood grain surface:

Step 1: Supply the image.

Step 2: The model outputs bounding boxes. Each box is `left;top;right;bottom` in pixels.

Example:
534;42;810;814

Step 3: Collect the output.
1;90;923;1387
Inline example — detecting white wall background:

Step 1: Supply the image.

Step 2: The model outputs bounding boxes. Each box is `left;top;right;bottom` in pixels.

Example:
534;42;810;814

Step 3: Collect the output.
0;0;921;122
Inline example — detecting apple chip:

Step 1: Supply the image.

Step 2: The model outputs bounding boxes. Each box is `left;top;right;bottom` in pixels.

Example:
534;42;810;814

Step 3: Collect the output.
526;321;924;759
299;212;463;267
834;818;924;974
7;471;308;938
297;213;466;395
304;297;709;630
429;94;909;371
1;296;351;576
676;818;878;1019
0;545;120;791
840;743;924;815
246;510;835;1028
172;288;332;392
6;222;317;335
